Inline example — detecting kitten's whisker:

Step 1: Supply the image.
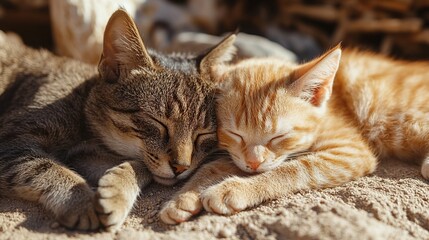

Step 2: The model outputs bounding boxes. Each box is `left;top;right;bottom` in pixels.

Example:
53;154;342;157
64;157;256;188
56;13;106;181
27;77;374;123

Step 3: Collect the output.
285;151;311;161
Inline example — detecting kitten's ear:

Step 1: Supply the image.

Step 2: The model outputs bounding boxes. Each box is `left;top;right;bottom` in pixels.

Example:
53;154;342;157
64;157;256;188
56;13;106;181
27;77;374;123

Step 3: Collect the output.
197;33;237;81
99;9;154;82
290;45;341;107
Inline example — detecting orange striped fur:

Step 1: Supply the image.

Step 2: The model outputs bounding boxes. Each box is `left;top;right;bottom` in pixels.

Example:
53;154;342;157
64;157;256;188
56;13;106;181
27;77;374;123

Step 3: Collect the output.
215;46;429;179
160;46;429;223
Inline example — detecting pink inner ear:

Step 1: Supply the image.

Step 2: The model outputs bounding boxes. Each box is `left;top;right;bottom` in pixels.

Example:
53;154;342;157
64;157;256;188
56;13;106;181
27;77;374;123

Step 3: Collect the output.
310;87;325;106
291;48;341;107
310;78;332;107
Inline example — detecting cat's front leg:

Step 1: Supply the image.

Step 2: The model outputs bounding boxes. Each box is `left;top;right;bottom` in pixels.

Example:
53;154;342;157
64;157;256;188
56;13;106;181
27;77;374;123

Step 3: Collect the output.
200;162;301;215
199;161;304;215
0;137;100;230
201;143;377;215
160;157;244;224
95;160;152;232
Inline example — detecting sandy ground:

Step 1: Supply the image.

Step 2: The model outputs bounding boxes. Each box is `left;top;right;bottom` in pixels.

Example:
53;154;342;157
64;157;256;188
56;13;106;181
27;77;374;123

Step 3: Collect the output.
1;158;428;240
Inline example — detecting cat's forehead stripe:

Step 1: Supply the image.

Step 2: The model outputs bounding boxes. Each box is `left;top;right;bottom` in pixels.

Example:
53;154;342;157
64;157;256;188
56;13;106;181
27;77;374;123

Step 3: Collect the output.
232;65;280;133
159;78;215;131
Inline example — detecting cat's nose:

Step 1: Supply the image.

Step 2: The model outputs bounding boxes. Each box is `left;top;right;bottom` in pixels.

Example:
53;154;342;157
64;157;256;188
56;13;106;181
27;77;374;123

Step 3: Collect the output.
170;163;189;176
247;161;261;171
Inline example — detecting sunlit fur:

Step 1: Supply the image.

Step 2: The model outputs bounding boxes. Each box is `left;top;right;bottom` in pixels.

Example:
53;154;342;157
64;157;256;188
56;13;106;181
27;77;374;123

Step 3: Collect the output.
159;46;429;224
0;10;236;231
216;59;322;173
216;47;429;180
86;56;218;186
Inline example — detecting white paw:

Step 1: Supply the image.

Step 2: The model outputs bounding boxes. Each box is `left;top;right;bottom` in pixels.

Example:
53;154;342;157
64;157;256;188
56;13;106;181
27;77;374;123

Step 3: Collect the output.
421;160;429;179
201;178;250;215
159;192;202;224
95;165;137;232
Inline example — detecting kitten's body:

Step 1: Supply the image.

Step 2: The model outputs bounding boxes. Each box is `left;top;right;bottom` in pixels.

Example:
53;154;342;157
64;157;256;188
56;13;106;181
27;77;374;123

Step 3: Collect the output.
160;47;429;223
335;50;429;164
0;10;236;231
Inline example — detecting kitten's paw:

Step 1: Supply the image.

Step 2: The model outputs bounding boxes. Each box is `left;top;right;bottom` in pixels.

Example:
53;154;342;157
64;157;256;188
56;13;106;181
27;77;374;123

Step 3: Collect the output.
55;184;99;231
95;165;136;232
159;192;202;224
201;177;250;215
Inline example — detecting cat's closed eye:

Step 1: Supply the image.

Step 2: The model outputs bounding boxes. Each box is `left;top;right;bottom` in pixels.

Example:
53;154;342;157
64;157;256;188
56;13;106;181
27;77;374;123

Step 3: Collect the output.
226;130;244;143
195;132;217;152
196;132;216;143
133;115;169;143
269;134;288;145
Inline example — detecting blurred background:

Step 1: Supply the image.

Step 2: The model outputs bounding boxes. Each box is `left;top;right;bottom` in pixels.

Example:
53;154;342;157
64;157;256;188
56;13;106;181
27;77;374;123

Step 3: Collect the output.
1;0;429;65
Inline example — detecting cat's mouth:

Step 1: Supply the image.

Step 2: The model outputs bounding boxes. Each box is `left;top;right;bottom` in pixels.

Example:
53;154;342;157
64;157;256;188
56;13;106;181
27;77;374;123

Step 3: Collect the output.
153;175;179;186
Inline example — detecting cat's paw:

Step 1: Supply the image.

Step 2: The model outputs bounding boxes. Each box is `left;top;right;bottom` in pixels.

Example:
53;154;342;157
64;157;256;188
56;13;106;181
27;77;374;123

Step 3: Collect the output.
95;165;137;232
55;184;99;231
159;192;202;224
201;177;251;215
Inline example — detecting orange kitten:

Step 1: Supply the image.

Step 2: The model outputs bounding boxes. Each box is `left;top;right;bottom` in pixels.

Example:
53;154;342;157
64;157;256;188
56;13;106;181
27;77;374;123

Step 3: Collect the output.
160;46;429;224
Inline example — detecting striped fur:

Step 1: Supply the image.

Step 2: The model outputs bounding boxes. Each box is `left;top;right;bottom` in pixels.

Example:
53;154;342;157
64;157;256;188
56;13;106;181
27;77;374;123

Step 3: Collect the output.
0;10;235;231
160;46;429;224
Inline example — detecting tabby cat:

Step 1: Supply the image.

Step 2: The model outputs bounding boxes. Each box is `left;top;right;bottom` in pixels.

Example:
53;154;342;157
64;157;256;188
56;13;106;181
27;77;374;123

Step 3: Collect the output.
0;9;235;231
160;45;429;224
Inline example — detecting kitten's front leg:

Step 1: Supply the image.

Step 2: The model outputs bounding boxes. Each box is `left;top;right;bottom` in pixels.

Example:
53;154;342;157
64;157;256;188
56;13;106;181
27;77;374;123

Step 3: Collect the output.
202;143;377;215
201;175;255;215
95;160;152;232
160;157;244;224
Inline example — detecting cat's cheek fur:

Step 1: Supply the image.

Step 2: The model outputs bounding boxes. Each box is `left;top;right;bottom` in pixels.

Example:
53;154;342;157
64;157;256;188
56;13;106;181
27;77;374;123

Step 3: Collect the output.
96;125;142;159
99;128;177;181
297;134;316;146
96;125;177;180
231;155;252;173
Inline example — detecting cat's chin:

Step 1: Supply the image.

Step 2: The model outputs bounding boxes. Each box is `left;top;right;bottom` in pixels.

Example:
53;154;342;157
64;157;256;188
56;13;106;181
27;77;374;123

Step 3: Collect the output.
153;175;178;186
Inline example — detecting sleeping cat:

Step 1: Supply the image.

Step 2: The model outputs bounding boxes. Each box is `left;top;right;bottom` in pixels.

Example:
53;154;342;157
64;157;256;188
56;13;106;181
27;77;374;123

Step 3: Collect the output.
0;9;235;231
160;45;429;223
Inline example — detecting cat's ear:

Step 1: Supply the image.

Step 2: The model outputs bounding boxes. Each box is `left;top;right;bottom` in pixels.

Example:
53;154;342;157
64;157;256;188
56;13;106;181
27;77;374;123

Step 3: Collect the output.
197;33;237;81
290;45;341;107
99;9;154;82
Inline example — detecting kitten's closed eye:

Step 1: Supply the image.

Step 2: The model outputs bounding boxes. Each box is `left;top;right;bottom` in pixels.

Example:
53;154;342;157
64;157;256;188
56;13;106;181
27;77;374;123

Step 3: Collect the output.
226;130;244;143
269;134;288;145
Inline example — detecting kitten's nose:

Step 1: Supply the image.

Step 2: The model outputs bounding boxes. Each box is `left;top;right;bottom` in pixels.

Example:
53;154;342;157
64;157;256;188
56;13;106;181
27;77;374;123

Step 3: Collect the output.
247;145;265;171
170;163;189;176
247;161;261;171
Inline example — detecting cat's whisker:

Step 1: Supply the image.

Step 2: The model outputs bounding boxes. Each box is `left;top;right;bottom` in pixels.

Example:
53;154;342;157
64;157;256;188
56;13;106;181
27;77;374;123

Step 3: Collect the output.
287;151;311;159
